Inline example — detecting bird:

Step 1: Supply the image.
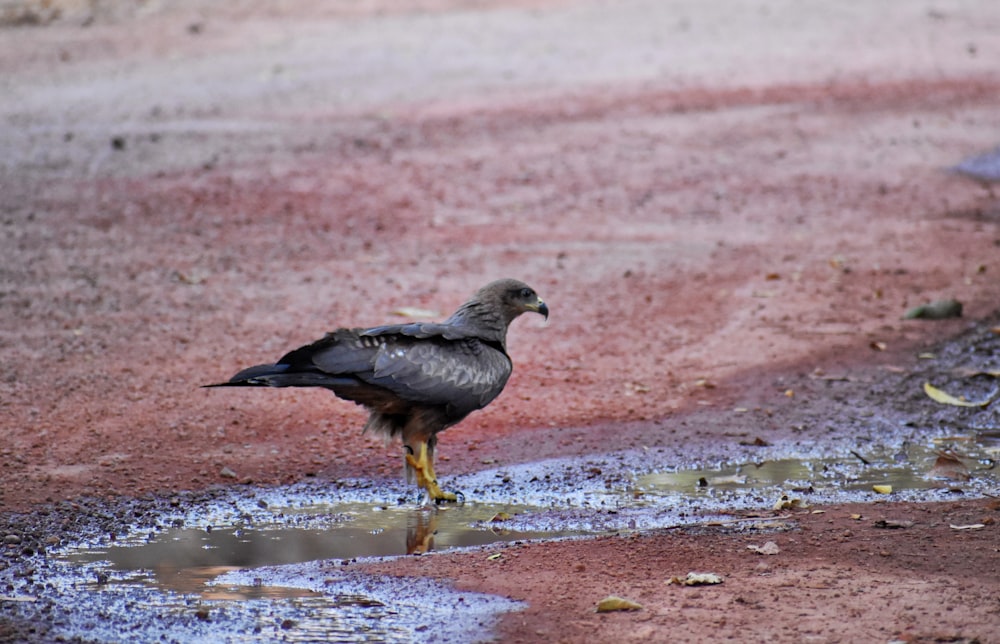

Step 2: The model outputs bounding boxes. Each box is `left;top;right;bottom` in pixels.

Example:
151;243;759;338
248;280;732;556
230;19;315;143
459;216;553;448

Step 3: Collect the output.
206;278;548;503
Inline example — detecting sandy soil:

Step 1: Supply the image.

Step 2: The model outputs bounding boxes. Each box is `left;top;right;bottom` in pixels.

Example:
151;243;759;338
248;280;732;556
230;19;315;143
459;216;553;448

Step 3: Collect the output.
2;0;1000;641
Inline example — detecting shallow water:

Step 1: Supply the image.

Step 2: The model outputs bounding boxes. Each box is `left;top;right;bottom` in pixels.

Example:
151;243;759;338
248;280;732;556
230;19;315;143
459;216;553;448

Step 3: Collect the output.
19;433;1000;642
65;502;583;597
638;438;998;500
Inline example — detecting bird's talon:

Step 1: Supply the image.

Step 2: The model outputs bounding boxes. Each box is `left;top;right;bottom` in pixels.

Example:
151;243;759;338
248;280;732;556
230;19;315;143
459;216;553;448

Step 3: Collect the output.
403;445;414;456
433;489;462;505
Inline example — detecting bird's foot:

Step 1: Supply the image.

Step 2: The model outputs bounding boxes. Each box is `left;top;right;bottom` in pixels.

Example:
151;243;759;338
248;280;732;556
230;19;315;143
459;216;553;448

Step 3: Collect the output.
429;486;463;505
405;445;463;505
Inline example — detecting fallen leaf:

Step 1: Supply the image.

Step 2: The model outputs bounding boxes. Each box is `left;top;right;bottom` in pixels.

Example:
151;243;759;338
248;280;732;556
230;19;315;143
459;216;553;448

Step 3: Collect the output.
872;484;893;494
707;474;747;486
869;341;887;351
873;519;913;529
595;596;643;612
950;523;986;530
391;307;440;318
747;541;780;555
928;451;970;481
487;553;502;561
773;494;808;510
903;299;962;320
850;514;863;520
667;572;724;586
784;389;794;398
490;512;511;522
951;367;1000;379
923;382;996;408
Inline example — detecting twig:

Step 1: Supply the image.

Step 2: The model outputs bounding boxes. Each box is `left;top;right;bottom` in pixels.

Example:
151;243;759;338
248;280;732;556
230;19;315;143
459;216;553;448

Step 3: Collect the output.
850;450;871;465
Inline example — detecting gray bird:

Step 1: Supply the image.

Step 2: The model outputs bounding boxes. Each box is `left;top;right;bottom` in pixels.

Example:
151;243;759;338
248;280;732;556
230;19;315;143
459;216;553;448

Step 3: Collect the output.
206;279;548;503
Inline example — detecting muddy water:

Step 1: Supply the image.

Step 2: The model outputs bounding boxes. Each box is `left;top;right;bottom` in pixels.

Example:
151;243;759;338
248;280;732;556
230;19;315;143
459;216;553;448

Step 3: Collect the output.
639;436;999;501
65;502;582;596
16;433;999;642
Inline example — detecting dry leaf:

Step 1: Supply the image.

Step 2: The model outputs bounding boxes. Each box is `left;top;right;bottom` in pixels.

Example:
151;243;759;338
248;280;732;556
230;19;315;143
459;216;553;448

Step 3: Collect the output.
873;519;913;529
595;596;643;612
747;541;780;555
773;494;808;510
951;367;1000;379
923;382;996;407
850;514;863;520
486;553;502;561
950;523;986;530
869;341;887;351
708;474;747;486
903;299;962;320
928;451;970;481
490;512;511;522
667;572;724;586
872;484;893;494
391;307;440;318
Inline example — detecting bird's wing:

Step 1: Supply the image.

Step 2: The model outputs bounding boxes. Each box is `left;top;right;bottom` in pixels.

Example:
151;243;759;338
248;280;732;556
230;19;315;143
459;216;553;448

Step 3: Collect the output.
361;322;478;341
277;328;379;375
276;328;511;416
364;337;512;416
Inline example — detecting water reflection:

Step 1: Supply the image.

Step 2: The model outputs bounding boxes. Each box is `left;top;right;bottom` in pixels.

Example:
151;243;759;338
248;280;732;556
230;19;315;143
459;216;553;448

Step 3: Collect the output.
66;502;562;597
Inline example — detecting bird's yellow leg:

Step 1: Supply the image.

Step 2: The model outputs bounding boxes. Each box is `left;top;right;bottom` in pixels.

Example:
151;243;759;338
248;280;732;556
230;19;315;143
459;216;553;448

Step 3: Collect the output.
405;441;458;503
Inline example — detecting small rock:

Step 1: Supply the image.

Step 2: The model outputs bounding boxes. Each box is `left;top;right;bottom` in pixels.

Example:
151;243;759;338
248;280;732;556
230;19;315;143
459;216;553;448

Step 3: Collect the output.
4;535;21;545
219;466;237;479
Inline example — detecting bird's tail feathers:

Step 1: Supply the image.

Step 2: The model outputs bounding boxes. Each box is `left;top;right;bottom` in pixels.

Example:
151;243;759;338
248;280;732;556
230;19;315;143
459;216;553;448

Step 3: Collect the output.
203;363;355;389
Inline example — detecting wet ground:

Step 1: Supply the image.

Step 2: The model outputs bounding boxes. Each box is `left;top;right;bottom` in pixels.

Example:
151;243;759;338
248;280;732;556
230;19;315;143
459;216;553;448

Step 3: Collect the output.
3;0;1000;642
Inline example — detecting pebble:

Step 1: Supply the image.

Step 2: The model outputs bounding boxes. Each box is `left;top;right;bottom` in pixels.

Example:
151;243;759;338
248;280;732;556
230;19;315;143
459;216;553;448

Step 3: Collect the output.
219;466;237;479
4;534;21;545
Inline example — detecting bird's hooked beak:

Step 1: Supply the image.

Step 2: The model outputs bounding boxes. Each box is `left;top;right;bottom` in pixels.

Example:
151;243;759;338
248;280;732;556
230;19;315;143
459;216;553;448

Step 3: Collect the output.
527;298;549;320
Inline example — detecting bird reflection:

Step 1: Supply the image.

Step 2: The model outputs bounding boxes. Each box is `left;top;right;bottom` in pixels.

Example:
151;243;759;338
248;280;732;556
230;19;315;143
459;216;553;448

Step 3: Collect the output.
405;506;440;555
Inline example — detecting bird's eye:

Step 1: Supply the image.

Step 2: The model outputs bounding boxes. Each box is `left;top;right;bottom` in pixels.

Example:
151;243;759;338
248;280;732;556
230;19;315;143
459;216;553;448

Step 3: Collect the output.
520;287;533;299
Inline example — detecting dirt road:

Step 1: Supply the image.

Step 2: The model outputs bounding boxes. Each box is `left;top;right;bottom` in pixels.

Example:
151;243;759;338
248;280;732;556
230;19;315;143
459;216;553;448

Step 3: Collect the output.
2;1;999;641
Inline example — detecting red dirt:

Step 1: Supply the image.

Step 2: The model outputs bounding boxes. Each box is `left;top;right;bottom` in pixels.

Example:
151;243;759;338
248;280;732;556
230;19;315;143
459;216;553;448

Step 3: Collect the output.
2;0;1000;641
366;498;1000;643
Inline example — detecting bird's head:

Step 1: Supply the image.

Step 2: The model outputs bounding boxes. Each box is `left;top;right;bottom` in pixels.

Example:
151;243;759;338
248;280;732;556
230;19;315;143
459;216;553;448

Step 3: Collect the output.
447;279;548;344
490;279;548;323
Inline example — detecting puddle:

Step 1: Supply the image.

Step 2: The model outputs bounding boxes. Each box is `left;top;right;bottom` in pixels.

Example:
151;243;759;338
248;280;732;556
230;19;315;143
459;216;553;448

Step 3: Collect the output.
64;502;585;597
638;438;999;503
9;433;999;642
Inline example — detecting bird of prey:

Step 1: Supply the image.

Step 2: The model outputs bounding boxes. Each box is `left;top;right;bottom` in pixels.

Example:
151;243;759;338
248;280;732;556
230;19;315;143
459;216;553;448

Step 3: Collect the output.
206;279;548;503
